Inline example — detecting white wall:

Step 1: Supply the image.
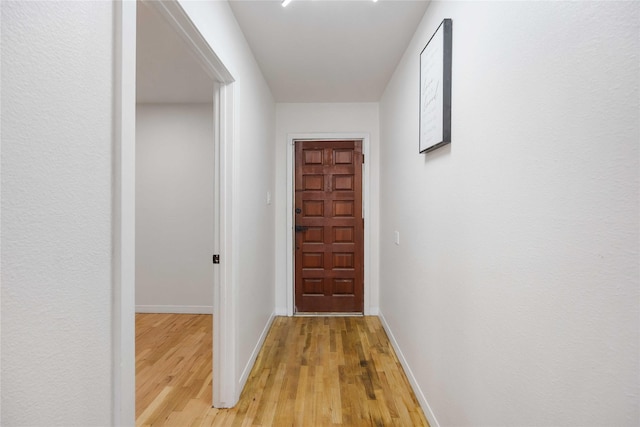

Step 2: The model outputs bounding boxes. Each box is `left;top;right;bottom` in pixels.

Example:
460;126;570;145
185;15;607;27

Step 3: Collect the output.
1;1;114;425
177;0;276;395
136;104;214;313
379;2;639;426
274;103;380;314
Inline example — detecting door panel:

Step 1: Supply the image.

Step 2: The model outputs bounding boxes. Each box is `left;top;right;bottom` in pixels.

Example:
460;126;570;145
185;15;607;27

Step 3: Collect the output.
294;140;364;313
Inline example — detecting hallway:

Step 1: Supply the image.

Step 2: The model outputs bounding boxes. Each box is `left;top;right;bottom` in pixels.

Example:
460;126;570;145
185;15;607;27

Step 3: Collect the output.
2;1;638;425
136;314;428;426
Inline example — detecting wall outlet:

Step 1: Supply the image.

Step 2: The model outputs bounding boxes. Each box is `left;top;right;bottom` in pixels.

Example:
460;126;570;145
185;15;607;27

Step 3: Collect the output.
266;191;272;205
394;231;400;245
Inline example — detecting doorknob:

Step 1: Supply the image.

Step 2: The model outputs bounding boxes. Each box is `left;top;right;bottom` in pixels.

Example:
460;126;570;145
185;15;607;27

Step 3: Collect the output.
295;225;309;232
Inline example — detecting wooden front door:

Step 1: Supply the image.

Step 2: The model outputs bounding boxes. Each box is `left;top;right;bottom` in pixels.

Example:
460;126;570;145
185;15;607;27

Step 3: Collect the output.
294;140;364;313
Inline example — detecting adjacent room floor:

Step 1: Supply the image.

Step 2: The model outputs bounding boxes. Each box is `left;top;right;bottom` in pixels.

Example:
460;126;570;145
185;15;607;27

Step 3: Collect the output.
136;313;429;426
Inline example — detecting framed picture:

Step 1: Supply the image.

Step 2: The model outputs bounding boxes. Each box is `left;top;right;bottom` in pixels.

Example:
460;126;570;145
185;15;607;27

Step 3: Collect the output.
419;19;452;153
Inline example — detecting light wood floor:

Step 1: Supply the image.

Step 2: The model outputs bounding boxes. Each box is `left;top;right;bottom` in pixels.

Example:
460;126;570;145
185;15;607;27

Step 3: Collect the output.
136;314;429;426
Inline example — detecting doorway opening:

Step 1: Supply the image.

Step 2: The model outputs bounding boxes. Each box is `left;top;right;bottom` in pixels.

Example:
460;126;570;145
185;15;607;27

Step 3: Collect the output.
286;134;373;316
135;1;215;420
293;140;365;313
113;1;237;424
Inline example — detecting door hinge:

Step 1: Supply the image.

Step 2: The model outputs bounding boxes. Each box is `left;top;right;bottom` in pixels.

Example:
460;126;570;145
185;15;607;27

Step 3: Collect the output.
362;154;365;164
213;254;220;264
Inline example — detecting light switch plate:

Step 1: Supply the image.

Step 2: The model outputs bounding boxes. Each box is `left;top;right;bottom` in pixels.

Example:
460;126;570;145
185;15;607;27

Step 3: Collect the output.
394;231;400;245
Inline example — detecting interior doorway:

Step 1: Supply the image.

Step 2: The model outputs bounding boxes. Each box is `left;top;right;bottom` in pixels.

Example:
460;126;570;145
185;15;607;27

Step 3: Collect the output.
286;134;372;317
113;1;237;423
135;1;215;419
294;140;365;313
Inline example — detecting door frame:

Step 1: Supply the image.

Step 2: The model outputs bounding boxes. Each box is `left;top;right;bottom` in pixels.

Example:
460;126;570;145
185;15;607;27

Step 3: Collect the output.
286;133;372;316
113;1;237;424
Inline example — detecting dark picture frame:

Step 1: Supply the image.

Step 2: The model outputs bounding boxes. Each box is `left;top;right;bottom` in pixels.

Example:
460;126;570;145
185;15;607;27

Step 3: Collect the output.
419;19;452;153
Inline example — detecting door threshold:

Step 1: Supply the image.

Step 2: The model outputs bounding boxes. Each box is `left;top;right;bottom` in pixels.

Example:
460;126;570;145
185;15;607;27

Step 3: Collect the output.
294;312;364;317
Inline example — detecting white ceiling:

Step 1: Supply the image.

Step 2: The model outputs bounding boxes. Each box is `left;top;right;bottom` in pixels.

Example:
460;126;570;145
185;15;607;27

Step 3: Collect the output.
229;0;430;102
136;0;430;104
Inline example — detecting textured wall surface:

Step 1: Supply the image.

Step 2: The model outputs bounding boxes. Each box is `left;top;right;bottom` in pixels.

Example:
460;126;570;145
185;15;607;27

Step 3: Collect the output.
379;1;639;426
1;1;114;425
136;104;214;313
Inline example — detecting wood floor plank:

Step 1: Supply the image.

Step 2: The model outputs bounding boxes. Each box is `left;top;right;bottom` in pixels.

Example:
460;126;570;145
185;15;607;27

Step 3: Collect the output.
136;314;428;426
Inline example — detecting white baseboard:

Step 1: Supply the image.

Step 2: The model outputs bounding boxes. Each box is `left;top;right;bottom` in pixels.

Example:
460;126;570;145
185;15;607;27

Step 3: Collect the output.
135;305;213;314
378;311;440;427
238;312;276;391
